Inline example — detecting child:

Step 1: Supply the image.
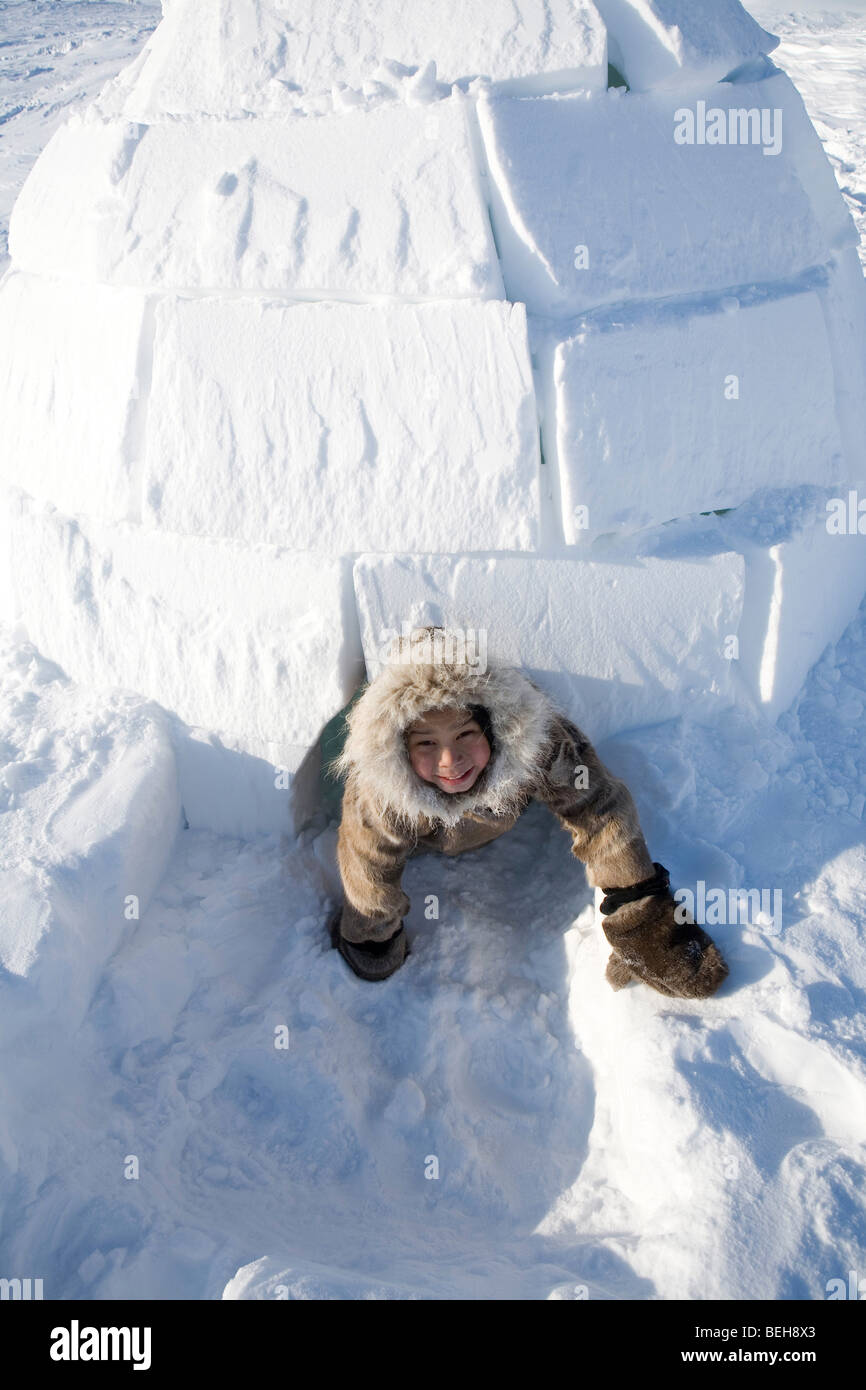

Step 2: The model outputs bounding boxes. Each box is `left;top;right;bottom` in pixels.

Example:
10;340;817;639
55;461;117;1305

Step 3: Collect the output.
330;628;728;995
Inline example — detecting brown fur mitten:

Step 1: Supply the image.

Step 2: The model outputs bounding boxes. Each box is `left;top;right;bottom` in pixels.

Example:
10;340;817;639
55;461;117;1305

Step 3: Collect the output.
602;893;729;999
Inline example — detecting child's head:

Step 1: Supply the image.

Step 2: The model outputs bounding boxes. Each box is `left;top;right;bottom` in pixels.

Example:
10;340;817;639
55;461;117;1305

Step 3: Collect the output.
406;705;491;795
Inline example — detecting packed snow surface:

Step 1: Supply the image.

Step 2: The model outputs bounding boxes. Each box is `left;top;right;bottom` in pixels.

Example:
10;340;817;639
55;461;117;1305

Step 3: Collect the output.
0;1;865;1302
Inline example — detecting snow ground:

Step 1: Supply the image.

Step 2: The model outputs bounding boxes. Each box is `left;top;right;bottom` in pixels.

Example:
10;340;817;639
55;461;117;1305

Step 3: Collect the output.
755;7;866;263
2;598;865;1300
0;2;160;267
1;2;865;1301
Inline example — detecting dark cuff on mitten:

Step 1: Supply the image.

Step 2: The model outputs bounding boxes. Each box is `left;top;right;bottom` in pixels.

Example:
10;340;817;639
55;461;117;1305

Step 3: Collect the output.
599;862;671;916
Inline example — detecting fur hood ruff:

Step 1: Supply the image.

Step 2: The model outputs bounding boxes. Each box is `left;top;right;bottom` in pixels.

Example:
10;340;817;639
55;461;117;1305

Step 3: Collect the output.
336;630;560;828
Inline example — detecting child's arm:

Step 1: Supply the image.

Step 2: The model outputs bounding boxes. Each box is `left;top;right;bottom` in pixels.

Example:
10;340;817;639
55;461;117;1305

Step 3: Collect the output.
336;776;415;943
535;715;656;890
535;714;728;998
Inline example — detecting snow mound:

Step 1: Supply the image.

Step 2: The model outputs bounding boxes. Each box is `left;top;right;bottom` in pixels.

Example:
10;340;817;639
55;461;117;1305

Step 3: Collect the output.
0;629;180;1040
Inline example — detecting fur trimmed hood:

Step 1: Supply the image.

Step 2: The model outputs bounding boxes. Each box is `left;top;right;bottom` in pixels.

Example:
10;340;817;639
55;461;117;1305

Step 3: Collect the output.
336;629;560;828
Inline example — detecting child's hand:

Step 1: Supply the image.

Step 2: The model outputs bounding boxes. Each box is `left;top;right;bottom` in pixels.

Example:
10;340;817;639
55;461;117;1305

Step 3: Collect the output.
601;892;729;999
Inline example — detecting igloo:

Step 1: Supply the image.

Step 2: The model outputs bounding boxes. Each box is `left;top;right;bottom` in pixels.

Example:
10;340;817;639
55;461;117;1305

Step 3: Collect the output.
2;0;865;838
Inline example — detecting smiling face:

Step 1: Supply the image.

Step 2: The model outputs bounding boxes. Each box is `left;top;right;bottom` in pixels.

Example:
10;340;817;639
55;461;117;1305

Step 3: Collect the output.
406;707;491;795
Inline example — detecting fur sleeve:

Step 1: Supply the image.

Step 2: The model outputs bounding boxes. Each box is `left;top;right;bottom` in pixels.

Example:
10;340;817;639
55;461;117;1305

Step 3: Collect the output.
336;775;415;941
532;715;656;890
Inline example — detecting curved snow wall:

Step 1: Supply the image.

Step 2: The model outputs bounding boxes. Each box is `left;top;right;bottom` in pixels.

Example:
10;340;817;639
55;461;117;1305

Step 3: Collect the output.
1;0;865;837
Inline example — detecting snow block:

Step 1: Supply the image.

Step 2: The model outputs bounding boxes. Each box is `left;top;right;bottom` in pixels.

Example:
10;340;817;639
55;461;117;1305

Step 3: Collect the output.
0;680;180;1038
593;0;778;91
353;550;744;741
143;297;540;553
544;285;846;543
478;72;858;318
737;499;866;723
173;728;321;840
96;0;608;120
3;495;364;829
10;98;502;298
0;271;146;522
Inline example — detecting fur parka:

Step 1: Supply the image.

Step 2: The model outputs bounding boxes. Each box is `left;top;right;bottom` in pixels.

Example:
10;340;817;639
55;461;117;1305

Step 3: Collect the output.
334;629;655;940
332;629;730;998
